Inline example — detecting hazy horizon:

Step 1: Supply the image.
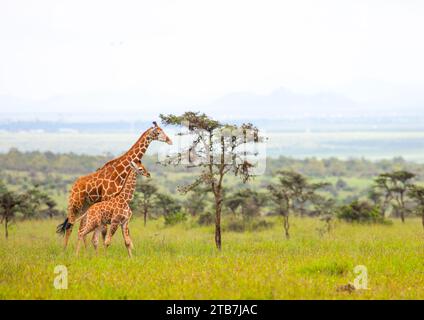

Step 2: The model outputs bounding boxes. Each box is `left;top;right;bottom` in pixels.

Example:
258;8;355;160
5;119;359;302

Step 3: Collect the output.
1;1;423;161
1;1;424;120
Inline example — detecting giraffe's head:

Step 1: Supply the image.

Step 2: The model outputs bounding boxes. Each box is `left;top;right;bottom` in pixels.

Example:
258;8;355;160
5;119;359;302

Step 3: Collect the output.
130;160;151;178
150;121;173;145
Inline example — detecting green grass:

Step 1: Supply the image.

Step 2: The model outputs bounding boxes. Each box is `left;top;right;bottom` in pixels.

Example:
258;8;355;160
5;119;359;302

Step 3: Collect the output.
0;217;423;300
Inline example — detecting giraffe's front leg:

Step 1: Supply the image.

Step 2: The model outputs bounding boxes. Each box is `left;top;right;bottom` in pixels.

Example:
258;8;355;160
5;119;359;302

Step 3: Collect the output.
121;221;133;258
76;216;99;256
64;187;86;250
104;223;119;249
79;215;89;249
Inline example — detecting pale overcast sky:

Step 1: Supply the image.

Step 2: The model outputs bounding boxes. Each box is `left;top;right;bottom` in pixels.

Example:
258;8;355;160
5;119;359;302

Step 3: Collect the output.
0;0;423;116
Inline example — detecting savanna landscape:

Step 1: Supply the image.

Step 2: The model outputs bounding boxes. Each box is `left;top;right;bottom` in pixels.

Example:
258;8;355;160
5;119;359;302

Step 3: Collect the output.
1;114;423;300
1;0;424;306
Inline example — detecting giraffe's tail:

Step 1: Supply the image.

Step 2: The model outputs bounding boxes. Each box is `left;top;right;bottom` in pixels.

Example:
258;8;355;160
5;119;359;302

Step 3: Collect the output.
56;218;72;235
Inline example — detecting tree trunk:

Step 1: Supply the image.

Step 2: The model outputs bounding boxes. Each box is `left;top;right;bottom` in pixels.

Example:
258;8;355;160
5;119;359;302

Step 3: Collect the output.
283;214;290;239
400;193;405;223
381;196;389;218
5;217;8;239
214;192;222;250
143;206;147;227
422;211;424;230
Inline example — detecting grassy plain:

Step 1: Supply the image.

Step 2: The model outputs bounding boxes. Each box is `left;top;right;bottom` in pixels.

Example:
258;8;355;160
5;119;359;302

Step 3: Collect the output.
0;217;423;300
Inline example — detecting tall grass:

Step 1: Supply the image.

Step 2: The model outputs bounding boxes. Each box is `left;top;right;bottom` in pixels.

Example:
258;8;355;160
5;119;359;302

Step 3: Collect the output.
0;217;423;299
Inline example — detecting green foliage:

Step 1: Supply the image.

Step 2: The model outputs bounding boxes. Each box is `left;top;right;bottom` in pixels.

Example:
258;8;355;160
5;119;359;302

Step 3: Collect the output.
197;211;214;226
407;185;424;228
224;217;274;232
131;179;159;225
164;211;187;226
0;148;113;174
20;185;52;219
337;200;389;224
0;183;27;238
314;197;337;236
2;149;424;239
267;170;330;239
184;187;210;217
0;178;63;238
160;112;221;131
225;189;267;219
154;193;184;226
159;111;264;249
373;170;416;221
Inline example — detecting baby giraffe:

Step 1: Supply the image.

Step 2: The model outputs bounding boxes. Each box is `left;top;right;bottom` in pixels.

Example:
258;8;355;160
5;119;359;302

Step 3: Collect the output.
76;159;150;257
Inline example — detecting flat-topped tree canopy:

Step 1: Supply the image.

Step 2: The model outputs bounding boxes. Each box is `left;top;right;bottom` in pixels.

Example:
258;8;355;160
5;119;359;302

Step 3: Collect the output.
160;112;220;132
158;111;264;250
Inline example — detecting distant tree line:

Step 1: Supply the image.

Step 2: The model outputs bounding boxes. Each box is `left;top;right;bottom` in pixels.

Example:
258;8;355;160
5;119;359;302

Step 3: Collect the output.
2;148;424;179
0;180;64;238
1;127;424;246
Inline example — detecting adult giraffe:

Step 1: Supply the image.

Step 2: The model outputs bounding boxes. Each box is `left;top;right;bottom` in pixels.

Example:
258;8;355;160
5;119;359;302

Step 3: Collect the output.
57;122;172;249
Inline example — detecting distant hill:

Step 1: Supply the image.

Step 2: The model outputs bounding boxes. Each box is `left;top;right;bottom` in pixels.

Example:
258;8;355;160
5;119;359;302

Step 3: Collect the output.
0;86;422;122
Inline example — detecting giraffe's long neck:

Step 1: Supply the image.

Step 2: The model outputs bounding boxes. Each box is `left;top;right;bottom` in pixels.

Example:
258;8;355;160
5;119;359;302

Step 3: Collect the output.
124;128;155;163
118;170;138;202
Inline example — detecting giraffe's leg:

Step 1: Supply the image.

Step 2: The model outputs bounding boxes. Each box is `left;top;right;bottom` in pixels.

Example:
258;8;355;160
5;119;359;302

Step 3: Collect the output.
79;215;89;248
104;223;119;249
76;217;98;256
64;191;85;249
64;225;73;249
75;237;83;256
91;227;101;255
121;221;133;258
101;224;108;246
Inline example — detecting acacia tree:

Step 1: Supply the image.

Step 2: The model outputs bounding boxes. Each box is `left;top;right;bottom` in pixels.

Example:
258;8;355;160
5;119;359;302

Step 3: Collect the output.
374;171;415;222
267;170;328;239
0;186;26;239
225;189;267;220
133;179;158;226
373;175;394;217
368;187;383;207
43;198;62;218
20;185;51;219
267;182;291;239
408;185;424;230
313;197;337;236
159;112;264;250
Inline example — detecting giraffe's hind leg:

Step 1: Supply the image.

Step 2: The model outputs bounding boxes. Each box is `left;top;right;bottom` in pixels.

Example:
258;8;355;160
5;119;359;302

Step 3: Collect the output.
91;227;102;255
121;221;133;258
101;224;108;246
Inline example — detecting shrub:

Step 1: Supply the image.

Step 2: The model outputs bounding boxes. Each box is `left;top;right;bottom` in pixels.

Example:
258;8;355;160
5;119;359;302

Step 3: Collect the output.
225;218;274;232
337;200;389;224
164;211;187;226
197;211;214;226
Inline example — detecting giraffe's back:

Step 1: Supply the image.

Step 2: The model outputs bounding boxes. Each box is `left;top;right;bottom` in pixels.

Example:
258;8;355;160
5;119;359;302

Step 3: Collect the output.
69;165;127;207
84;196;131;226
